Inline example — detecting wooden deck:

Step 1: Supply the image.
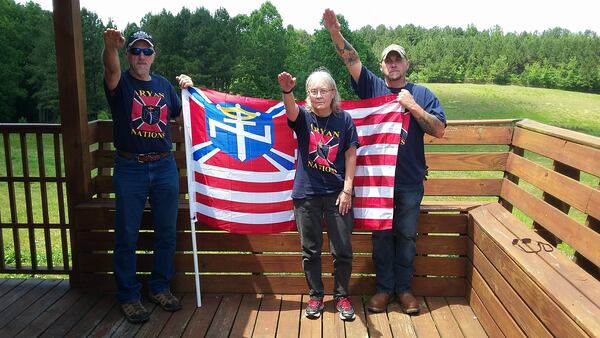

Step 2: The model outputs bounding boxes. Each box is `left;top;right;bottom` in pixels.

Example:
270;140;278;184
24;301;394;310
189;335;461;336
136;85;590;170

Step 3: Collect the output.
0;278;487;337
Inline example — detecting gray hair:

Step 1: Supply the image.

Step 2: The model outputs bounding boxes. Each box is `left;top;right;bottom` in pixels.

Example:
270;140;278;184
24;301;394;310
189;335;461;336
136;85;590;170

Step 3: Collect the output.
304;67;341;112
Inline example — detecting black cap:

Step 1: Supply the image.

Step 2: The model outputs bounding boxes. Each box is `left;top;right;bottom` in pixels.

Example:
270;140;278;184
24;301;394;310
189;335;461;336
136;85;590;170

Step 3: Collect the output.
127;31;154;48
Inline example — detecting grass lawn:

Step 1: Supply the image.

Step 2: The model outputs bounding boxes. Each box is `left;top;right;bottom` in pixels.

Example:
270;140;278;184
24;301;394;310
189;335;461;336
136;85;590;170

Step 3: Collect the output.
1;83;599;275
428;83;600;136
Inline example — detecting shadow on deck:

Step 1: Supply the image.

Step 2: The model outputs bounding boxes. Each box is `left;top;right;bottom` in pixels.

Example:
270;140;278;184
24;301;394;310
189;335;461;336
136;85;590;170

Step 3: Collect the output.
0;278;486;337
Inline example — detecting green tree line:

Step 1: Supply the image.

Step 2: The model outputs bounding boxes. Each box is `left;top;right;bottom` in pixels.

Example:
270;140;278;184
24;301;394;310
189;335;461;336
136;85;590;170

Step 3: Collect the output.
2;0;599;123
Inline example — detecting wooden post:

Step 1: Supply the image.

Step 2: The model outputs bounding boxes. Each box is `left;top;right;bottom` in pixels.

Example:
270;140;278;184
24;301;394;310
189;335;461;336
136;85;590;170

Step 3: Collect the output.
52;0;91;287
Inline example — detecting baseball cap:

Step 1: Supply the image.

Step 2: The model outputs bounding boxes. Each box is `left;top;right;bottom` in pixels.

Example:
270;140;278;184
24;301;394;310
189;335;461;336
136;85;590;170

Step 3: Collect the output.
380;44;407;62
127;31;154;48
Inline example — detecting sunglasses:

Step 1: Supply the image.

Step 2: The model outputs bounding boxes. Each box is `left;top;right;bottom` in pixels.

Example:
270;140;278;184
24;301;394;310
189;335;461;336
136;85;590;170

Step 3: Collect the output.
128;47;155;56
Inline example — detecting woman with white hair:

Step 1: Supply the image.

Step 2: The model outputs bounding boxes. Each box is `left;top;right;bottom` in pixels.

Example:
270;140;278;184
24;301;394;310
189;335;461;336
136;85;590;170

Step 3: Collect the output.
277;68;359;321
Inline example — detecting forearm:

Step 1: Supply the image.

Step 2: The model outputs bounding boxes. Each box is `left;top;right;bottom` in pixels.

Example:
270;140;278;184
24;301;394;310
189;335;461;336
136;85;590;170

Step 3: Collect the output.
282;92;299;121
343;147;357;192
102;46;120;76
410;105;445;138
328;31;362;80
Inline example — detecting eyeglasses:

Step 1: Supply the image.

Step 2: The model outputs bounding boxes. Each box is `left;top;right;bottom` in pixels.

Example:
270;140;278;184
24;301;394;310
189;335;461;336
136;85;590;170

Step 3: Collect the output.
128;47;155;56
308;88;334;96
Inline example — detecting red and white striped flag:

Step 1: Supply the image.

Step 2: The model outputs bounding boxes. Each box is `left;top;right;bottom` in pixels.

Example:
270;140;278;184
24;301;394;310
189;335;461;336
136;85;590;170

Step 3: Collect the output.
182;88;408;233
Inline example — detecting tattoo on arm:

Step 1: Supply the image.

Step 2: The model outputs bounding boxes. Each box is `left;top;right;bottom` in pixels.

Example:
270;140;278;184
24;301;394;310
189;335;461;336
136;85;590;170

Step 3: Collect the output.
415;113;442;136
334;39;359;66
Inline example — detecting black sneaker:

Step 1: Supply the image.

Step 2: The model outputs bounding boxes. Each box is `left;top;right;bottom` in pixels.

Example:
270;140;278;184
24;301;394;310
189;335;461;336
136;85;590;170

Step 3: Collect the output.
304;298;324;319
121;300;150;324
336;297;356;321
149;291;182;312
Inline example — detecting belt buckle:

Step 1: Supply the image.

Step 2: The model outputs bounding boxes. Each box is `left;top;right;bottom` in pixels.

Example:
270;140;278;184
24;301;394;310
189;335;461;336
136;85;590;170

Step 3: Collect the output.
136;154;145;163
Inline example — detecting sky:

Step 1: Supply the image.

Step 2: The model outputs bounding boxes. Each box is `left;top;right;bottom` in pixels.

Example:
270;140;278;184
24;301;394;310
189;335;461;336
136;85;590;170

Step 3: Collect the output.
17;0;600;34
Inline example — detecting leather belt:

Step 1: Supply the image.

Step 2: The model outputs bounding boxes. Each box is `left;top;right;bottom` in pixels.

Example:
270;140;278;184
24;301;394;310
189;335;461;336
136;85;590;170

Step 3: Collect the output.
116;150;170;162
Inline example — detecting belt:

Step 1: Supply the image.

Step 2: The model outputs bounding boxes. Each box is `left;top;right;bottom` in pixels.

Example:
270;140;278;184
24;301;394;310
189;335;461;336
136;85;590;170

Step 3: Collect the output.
116;150;170;162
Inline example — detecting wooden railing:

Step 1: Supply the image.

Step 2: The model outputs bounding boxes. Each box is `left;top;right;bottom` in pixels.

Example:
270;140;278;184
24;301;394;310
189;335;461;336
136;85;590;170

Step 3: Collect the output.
73;119;516;294
2;119;598;286
0;124;70;275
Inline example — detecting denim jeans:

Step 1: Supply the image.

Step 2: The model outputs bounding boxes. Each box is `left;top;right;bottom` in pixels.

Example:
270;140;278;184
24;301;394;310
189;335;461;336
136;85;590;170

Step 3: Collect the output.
372;182;424;294
294;194;354;299
112;153;179;304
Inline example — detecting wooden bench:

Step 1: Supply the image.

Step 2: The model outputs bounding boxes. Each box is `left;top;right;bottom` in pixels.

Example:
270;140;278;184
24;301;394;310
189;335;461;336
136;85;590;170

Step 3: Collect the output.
469;203;600;337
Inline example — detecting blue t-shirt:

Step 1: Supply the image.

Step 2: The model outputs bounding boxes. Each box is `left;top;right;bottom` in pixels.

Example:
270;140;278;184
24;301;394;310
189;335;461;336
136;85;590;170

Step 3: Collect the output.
288;106;359;199
351;65;446;185
104;71;181;154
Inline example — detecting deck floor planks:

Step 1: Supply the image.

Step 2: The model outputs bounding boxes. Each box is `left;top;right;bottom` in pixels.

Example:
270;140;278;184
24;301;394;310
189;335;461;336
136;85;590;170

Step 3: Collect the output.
64;293;117;338
322;295;345;337
0;278;60;328
15;286;85;337
0;278;25;298
0;278;488;337
86;301;125;337
446;296;489;337
159;293;197;337
387;302;417;337
0;278;43;313
1;279;70;336
181;294;221;337
411;296;441;337
253;294;282;338
40;291;102;337
229;293;261;337
426;296;464;337
276;294;302;338
365;297;393;337
205;294;243;337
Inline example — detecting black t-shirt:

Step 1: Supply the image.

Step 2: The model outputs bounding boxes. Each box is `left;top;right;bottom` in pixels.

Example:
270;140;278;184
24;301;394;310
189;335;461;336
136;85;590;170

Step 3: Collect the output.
104;71;181;154
288;106;359;199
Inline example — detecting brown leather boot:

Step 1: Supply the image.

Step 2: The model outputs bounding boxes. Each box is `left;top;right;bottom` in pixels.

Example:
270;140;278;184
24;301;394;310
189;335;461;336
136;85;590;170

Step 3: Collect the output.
367;292;393;313
398;292;419;314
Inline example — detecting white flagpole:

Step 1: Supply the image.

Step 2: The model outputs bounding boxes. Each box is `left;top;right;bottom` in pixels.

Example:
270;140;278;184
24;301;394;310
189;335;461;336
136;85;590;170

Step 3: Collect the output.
182;88;202;307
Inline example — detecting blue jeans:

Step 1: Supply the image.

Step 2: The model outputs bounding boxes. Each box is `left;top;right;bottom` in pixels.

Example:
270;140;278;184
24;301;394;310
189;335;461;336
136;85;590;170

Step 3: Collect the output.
294;194;354;299
372;182;424;294
112;153;179;304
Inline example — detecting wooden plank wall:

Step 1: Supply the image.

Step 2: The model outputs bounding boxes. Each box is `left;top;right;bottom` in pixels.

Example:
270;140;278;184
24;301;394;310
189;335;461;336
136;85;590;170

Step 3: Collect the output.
74;120;513;294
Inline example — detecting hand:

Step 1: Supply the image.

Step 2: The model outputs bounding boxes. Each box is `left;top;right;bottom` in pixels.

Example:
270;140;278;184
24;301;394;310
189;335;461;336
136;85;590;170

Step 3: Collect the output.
323;9;341;33
277;72;296;93
176;74;194;89
103;28;125;50
397;89;417;112
336;190;352;215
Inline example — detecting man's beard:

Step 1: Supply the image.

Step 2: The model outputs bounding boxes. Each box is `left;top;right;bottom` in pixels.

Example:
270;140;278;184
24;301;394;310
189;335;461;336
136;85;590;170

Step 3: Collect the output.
386;71;403;82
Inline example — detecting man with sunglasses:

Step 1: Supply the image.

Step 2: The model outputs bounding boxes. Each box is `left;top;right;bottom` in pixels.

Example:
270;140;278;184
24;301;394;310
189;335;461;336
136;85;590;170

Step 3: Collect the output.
323;9;447;315
102;28;194;324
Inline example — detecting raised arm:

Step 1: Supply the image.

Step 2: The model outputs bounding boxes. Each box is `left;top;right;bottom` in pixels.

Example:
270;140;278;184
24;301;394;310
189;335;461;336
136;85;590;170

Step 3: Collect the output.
277;72;300;122
102;28;125;91
323;9;362;82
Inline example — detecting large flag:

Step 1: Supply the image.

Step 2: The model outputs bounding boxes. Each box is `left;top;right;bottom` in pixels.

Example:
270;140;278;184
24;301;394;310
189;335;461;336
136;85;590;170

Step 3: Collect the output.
182;88;408;233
